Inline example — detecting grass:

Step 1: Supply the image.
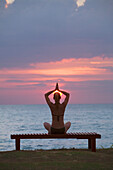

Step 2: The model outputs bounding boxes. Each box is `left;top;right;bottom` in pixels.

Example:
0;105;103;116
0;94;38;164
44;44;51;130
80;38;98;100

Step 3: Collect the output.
0;148;113;170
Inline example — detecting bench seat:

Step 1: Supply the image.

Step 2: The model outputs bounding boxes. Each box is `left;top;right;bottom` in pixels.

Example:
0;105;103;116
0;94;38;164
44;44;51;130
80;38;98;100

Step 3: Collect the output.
11;132;101;152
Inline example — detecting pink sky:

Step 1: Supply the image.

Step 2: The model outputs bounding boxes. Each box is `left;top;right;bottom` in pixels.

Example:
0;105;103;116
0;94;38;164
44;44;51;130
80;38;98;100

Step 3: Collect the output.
0;56;113;104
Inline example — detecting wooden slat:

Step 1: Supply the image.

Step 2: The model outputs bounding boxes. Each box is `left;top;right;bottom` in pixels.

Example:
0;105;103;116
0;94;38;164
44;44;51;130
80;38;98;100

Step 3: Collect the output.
11;132;101;139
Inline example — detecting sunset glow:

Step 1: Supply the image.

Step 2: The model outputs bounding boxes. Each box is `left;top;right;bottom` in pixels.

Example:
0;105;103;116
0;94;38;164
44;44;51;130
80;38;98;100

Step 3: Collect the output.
53;90;62;96
0;56;113;78
0;56;113;91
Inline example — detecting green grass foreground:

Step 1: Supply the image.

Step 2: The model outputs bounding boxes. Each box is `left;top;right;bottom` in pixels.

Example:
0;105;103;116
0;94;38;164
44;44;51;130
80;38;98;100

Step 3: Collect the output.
0;149;113;170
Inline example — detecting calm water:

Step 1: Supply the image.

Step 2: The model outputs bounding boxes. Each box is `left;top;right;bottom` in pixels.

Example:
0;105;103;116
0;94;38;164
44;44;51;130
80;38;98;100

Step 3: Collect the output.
0;104;113;151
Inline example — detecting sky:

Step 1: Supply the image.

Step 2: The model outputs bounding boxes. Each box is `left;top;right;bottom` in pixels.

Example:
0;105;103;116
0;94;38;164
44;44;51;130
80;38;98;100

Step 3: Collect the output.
0;0;113;104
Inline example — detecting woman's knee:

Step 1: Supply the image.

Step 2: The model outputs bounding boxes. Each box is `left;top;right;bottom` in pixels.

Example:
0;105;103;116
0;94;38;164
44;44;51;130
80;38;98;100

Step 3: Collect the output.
65;121;71;128
43;122;46;126
43;122;48;128
43;122;51;130
65;121;71;132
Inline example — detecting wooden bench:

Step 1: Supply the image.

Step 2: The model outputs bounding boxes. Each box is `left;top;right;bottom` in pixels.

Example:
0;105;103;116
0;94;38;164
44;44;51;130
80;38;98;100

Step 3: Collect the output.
11;132;101;152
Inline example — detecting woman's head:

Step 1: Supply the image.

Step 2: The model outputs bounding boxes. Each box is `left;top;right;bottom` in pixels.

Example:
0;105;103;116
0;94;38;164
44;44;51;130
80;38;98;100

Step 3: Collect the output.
53;92;61;103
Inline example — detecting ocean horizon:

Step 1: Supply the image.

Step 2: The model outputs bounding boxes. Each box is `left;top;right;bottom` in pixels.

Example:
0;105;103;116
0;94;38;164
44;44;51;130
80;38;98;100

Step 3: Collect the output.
0;104;113;151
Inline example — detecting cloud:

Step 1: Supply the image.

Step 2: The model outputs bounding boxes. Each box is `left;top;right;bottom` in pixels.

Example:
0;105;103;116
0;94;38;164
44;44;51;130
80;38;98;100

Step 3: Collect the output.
74;0;86;10
29;56;113;78
1;0;113;70
16;83;47;88
6;79;24;83
5;0;15;8
0;56;113;88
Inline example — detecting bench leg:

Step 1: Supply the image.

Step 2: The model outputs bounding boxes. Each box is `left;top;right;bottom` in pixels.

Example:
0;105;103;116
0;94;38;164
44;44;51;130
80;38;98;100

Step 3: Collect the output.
88;139;91;149
91;138;96;152
15;138;20;151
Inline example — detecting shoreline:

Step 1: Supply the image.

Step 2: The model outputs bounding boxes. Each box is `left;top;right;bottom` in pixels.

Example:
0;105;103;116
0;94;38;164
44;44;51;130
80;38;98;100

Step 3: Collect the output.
0;148;113;154
0;146;113;152
0;145;113;152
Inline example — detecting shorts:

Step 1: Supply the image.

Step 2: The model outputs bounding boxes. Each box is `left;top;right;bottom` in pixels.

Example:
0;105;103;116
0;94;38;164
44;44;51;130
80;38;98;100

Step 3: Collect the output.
51;126;65;134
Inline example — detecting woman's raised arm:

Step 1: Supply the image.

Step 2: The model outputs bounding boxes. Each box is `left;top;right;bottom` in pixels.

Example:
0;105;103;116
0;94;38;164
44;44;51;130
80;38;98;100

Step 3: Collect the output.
45;90;55;106
60;90;70;106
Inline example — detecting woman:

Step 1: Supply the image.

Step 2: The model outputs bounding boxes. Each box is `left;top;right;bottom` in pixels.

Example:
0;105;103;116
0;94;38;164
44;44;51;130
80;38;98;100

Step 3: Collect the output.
43;83;71;134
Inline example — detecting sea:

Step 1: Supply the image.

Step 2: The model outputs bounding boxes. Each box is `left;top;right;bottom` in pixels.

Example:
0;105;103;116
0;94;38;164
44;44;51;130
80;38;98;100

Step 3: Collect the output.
0;104;113;151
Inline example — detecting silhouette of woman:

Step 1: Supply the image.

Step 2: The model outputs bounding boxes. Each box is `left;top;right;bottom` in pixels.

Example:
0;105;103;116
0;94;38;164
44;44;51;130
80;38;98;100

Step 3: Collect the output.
44;83;71;134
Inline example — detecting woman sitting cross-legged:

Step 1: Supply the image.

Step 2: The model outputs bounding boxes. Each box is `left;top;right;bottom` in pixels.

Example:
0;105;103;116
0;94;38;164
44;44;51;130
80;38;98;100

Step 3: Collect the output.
43;83;71;134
